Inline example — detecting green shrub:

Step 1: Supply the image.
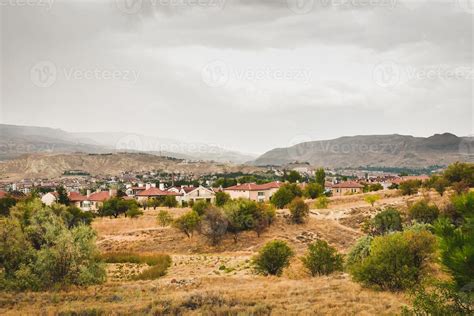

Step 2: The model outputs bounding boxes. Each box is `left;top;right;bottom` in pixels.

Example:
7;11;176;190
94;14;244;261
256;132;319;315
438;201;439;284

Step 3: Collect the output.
173;211;201;238
0;196;17;217
364;194;381;207
215;191;231;207
399;180;422;196
303;183;323;199
348;230;436;291
0;200;106;291
288;197;309;224
126;206;143;218
345;235;373;267
192;200;210;216
253;240;294;276
301;240;343;276
365;207;402;235
408;200;439;224
271;184;303;209
314;196;329;209
157;210;173;227
163;196;178;208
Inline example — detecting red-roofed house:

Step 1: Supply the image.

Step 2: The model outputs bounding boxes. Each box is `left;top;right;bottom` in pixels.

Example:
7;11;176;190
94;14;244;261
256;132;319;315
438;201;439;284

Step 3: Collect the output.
68;191;88;209
224;181;282;202
330;181;364;196
169;186;215;205
135;187;182;203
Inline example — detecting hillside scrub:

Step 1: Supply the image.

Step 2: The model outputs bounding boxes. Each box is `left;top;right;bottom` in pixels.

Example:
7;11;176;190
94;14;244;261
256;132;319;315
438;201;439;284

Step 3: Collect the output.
101;252;172;281
0;199;105;291
363;207;402;235
348;230;436;291
288;197;309;224
271;184;303;209
408;200;439;224
173;211;201;238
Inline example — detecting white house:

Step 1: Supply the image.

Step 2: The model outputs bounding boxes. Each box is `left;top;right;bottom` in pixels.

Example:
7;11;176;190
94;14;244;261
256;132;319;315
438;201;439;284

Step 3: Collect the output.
41;192;57;206
171;186;215;205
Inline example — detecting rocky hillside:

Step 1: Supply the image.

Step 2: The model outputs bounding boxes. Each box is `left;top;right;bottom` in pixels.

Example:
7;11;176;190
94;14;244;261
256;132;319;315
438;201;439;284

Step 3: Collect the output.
254;133;474;168
0;153;261;181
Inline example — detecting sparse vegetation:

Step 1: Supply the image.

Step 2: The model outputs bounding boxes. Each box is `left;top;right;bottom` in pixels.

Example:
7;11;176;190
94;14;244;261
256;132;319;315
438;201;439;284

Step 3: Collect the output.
364;194;381;207
408;200;439;224
364;207;402;235
399;180;422;196
271;183;303;209
101;252;171;280
288;197;309;224
157;209;173;227
215;191;231;207
314;196;329;209
173;211;201;238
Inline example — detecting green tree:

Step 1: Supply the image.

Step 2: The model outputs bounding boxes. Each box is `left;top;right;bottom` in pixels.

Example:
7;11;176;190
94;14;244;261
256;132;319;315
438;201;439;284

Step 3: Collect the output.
365;207;402;235
173;211;200;238
301;240;343;276
304;183;323;199
364;194;381;207
199;206;228;246
253;203;276;237
286;170;302;183
348;230;436;291
271;183;302;209
99;197;137;218
192;200;210;216
443;162;474;187
163;195;178;208
314;196;329;209
315;168;326;187
56;186;70;205
0;199;105;291
288;197;309;224
253;240;294;276
157;210;173;227
368;183;383;192
408;200;439;224
52;205;94;228
399;180;422;196
215;191;231;207
0;196;17;217
432;177;450;196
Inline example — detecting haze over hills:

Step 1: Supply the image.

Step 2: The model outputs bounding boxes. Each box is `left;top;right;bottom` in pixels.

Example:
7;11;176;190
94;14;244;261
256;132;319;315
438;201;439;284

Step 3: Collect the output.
254;133;474;169
0;124;256;163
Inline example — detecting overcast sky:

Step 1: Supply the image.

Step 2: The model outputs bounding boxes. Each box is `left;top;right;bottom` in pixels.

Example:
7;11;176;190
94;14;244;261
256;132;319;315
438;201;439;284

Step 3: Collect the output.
0;0;472;154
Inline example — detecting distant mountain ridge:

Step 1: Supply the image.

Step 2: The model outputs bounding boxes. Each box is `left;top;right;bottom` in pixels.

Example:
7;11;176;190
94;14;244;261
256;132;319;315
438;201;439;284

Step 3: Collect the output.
0;124;256;163
254;133;474;168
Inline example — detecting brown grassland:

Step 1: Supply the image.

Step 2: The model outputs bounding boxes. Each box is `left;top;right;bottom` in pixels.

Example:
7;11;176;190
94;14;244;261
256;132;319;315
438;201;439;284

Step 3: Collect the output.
0;189;447;315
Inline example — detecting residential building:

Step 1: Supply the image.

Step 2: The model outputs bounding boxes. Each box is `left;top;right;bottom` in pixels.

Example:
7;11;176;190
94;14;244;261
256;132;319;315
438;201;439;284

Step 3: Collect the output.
224;181;282;202
330;181;364;196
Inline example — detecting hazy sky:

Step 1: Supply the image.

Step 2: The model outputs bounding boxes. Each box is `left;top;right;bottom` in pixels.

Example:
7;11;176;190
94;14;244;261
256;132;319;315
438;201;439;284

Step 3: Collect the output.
0;0;473;154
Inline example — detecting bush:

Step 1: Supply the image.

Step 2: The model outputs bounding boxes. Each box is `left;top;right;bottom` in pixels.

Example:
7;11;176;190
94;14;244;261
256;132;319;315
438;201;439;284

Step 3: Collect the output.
399;180;422;196
0;199;106;291
365;207;402;235
346;235;373;267
163;195;178;208
288;197;309;224
101;252;171;281
253;203;276;237
157;210;173;227
215;191;231;207
443;162;474;187
408;200;439;224
99;197;139;218
253;240;294;276
314;196;329;209
304;183;323;199
192;200;210;216
348;230;436;291
301;240;343;276
0;196;17;217
368;183;383;192
271;184;302;209
126;206;143;218
173;211;201;238
364;194;381;207
199;206;228;246
52;204;94;228
224;200;275;240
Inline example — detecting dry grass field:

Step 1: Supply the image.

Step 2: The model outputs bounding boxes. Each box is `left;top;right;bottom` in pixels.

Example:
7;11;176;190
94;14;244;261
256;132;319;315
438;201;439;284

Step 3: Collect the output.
1;190;447;315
